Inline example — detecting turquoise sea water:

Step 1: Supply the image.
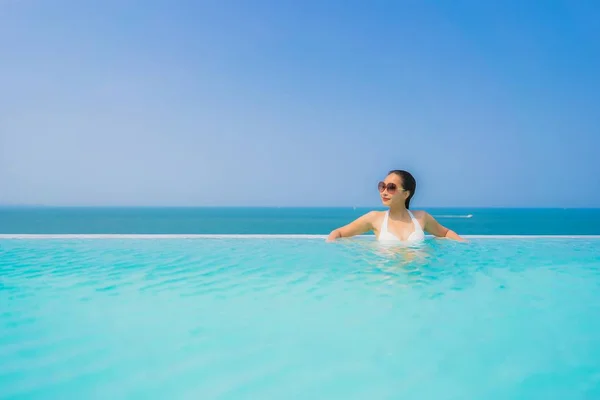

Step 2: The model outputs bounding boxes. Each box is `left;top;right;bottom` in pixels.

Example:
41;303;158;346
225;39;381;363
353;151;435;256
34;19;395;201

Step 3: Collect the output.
1;237;600;399
1;207;600;235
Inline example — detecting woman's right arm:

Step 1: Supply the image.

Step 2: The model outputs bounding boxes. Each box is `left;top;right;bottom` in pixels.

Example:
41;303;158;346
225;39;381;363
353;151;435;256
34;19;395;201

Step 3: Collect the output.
326;211;377;242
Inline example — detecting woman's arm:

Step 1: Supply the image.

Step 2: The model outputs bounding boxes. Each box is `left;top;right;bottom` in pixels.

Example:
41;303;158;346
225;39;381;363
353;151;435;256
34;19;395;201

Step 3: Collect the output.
423;212;466;242
326;211;377;242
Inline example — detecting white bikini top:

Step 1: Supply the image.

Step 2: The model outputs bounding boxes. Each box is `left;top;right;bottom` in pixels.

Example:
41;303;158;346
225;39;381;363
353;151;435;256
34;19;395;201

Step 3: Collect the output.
378;210;425;243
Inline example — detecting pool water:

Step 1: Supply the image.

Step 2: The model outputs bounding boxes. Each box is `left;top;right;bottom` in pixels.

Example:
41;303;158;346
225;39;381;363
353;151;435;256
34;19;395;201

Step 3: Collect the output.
1;236;600;399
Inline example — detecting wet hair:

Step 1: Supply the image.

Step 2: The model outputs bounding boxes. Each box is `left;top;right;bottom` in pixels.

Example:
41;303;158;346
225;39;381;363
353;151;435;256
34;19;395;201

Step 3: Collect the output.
388;170;416;209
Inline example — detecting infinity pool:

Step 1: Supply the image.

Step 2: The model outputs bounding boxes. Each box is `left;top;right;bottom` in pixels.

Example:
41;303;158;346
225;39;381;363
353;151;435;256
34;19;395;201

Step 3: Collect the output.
1;236;600;399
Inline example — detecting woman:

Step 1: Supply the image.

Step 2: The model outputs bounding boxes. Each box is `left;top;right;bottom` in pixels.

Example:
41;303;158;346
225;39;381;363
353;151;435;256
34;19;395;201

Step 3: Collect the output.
326;170;465;243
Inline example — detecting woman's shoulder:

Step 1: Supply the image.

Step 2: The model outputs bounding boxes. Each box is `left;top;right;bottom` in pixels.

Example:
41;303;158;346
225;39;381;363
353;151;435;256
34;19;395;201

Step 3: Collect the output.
359;210;386;223
410;209;432;220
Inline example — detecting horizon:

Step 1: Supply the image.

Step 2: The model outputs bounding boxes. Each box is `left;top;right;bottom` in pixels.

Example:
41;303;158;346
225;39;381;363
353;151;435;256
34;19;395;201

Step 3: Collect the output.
1;204;599;210
1;1;599;208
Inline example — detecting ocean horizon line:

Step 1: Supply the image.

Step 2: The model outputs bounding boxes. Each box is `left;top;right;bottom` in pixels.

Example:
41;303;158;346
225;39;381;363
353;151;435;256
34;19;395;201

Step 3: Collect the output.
1;205;599;210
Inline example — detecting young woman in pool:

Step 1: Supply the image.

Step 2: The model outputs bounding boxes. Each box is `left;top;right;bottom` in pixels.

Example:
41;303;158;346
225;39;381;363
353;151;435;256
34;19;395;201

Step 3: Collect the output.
326;170;465;243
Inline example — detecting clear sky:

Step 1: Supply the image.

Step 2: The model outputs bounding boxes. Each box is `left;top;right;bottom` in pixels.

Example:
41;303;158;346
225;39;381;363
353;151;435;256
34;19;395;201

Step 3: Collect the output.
1;0;599;208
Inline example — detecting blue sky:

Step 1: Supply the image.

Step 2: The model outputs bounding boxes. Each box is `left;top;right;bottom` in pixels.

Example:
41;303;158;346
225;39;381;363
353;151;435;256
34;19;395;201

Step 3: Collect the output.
1;0;599;207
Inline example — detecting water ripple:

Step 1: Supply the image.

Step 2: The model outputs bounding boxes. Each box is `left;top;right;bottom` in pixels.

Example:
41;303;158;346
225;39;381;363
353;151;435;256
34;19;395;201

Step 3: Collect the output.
1;237;600;398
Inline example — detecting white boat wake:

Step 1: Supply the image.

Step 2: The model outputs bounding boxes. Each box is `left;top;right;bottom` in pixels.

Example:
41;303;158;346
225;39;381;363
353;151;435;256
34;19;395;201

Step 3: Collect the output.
432;214;473;218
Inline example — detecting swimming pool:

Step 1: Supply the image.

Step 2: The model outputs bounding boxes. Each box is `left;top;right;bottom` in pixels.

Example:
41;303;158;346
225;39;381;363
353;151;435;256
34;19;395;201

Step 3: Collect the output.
1;235;600;399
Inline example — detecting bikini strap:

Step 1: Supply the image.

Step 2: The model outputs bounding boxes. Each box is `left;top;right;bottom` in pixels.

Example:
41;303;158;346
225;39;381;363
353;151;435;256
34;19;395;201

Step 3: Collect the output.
381;210;389;232
407;210;423;232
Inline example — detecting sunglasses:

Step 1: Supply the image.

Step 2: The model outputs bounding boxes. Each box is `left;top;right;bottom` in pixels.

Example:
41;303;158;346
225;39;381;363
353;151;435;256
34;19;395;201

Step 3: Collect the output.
378;181;403;194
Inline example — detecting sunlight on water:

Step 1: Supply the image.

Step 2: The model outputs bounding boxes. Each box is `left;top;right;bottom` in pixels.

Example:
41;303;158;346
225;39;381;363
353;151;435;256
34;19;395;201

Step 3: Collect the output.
1;237;600;399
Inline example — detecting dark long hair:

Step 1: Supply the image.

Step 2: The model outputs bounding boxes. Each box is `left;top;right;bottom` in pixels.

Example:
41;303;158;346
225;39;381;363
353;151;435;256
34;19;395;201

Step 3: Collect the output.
389;170;416;209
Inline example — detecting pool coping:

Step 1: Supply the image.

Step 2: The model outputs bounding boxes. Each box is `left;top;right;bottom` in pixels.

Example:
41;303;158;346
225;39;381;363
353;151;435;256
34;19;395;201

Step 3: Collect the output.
1;234;600;239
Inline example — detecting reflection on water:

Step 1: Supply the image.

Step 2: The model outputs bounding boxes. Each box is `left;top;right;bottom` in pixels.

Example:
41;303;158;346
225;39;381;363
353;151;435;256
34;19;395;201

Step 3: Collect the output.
335;236;531;299
335;236;600;302
334;237;450;293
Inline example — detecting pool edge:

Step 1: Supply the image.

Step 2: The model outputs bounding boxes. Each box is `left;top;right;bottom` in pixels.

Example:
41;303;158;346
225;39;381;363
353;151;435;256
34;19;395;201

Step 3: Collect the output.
1;234;600;239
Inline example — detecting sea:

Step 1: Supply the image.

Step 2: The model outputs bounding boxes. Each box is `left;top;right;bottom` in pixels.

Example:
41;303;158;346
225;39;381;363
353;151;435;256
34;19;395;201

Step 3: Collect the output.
1;206;600;235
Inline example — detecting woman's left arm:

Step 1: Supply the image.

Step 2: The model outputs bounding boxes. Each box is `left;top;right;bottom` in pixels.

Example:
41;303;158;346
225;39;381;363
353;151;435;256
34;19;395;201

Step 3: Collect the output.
422;212;467;242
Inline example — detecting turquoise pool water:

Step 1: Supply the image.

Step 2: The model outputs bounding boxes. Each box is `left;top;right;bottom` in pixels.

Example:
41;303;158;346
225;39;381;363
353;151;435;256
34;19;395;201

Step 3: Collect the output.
1;236;600;399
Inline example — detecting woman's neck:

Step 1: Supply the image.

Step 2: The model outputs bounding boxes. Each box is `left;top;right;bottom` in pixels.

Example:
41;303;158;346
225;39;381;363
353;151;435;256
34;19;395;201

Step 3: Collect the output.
388;207;410;220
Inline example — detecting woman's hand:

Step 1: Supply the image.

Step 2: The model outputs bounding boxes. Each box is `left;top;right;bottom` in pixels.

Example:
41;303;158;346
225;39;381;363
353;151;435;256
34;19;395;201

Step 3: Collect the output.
325;211;376;242
326;230;342;242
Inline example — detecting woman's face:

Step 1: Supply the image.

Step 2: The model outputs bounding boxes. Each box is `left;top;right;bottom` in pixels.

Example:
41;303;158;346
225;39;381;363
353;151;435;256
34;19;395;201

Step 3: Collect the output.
378;173;407;207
